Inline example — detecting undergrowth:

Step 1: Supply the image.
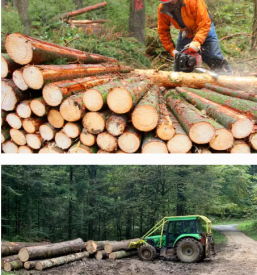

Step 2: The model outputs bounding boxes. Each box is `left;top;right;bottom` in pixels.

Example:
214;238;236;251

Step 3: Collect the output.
238;220;257;241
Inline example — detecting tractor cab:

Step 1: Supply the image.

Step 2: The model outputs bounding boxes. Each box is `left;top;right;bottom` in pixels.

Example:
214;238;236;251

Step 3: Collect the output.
131;215;215;263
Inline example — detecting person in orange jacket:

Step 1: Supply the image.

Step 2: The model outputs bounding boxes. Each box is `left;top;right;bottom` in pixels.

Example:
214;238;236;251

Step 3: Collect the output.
158;0;232;74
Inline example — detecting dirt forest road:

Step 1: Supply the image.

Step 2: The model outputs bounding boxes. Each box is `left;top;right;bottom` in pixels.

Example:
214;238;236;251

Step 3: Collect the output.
14;224;257;275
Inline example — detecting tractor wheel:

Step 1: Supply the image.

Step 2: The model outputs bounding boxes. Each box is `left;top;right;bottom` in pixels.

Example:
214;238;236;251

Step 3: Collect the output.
138;245;157;261
175;238;203;263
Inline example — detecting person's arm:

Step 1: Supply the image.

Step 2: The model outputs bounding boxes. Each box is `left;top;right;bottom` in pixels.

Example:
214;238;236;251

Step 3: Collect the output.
157;6;176;56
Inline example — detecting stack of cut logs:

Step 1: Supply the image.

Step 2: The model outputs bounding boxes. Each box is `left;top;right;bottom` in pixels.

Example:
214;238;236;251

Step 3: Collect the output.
1;33;257;153
1;238;139;272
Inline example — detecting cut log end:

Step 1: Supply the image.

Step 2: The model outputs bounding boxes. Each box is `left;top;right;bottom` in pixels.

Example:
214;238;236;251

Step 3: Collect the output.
26;134;42;149
82;112;105;134
106;116;127;136
167;134;192;153
18;248;30;262
2;141;19;153
13;70;28;91
1;55;8;78
10;129;26;146
6;33;33;65
16;102;31;118
1;80;18;111
23;66;44;89
107;87;133;114
118;133;141;153
231;118;254;139
39;124;55;141
189;122;215;144
18;146;33;154
97;132;118;152
80;129;96;146
55;132;72;149
209;128;234;151
6;113;22;129
47;109;65;128
60;99;84;122
142;142;168;154
23;119;36;133
1;132;7;143
156;124;175;141
83;89;104;111
63;123;81;138
104;244;113;254
249;133;257;150
30;99;47;117
86;241;97;254
43;83;63;106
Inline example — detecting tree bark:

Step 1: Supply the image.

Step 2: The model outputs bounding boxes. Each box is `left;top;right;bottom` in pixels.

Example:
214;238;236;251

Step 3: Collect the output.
104;239;139;253
106;115;128;136
4;259;23;272
1;254;19;266
129;0;145;44
80;128;96;146
35;251;89;271
10;129;27;146
18;238;85;262
109;249;138;259
24;260;38;270
107;79;152;114
141;132;168;153
16;0;30;35
1;0;6;10
6;113;22;129
204;83;257;103
1;54;21;78
96;131;118;152
132;85;159;132
47;109;65;129
229;140;251;153
22;117;47;134
26;133;43;149
118;125;141;153
6;32;117;65
68;142;98;153
175;87;254;139
252;0;257;49
166;90;215;144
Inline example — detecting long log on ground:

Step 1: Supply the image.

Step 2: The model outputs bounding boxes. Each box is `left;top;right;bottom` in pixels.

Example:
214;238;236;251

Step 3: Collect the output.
69;19;109;25
1;128;10;144
104;239;139;254
97;131;118;152
95;250;108;260
68;142;98;153
86;240;112;254
24;260;38;270
6;113;22;129
1;54;21;78
134;69;257;92
184;87;257;122
5;32;116;66
156;95;175;141
23;64;131;90
1;79;28;111
63;122;82;138
35;251;89;271
106;114;128;136
4;260;23;272
39;123;58;141
43;75;114;106
1;254;19;266
18;145;34;154
204;84;257;103
1;242;49;257
61;2;107;19
109;249;138;259
249;132;257;150
47;109;65;128
141;132;169;153
13;69;29;91
26;134;43;149
107;80;152;114
132;85;159;132
82;110;111;134
23;117;47;133
175;87;254;139
10;129;27;146
38;142;65;154
166;90;215;144
18;238;85;262
16;100;32;118
83;76;144;111
229;140;251;153
2;141;19;153
80;128;96;146
30;97;49;117
118;125;142;153
55;130;74;149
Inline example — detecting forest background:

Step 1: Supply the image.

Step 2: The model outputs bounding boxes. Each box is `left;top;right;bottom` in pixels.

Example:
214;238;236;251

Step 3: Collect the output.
1;165;257;243
1;0;256;72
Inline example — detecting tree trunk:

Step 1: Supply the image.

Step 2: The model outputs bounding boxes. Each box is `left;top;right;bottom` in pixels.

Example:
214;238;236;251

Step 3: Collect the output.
68;166;73;240
23;64;131;90
1;54;21;78
1;128;10;144
38;142;65;154
6;113;22;129
175;87;254;139
73;0;83;9
83;76;143;111
82;110;111;134
2;140;18;153
55;130;74;150
43;75;114;107
5;32;117;65
129;0;145;44
204;83;257;103
249;132;257;150
13;69;29;91
106;115;128;136
18;145;34;154
22;117;47;134
35;251;89;271
1;79;28;111
107;79;152;114
16;100;32;118
1;0;6;10
10;129;26;146
118;125;141;153
18;238;85;262
80;128;96;146
26;133;43;149
63;122;82;138
109;249;138;259
229;140;251;153
141;132;168;153
24;260;38;270
132;85;159;132
96;131;118;152
1;254;19;266
4;260;23;272
104;239;139;253
47;109;65;128
69;19;109;24
62;2;107;19
135;69;257;92
16;0;30;35
166;90;215;144
252;0;257;49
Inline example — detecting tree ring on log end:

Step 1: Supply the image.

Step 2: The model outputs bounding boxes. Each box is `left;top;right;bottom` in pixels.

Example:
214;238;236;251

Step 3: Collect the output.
6;113;22;129
118;133;140;153
142;142;168;153
63;123;80;138
230;144;251;154
82;112;105;134
167;134;192;153
17;102;31;118
2;141;19;153
13;70;28;91
60;99;83;122
10;129;26;146
26;134;42;149
55;132;72;149
30;100;46;117
47;110;65;128
231;118;253;139
83;89;104;111
43;84;63;106
1;81;18;111
1;56;8;78
39;125;54;141
80;130;95;146
23;66;44;89
249;133;257;150
18;146;33;154
156;125;175;141
97;132;117;152
189;122;215;144
209;128;234;151
23;120;36;133
107;88;133;114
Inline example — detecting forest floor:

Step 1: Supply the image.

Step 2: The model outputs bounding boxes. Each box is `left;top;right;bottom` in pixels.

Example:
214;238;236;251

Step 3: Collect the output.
10;224;257;275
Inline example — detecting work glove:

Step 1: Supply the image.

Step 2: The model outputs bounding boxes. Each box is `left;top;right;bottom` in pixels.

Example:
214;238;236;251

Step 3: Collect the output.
171;50;179;58
188;41;201;53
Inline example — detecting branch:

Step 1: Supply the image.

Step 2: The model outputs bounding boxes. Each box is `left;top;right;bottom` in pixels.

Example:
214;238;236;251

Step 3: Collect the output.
219;33;252;41
64;36;80;46
235;57;257;63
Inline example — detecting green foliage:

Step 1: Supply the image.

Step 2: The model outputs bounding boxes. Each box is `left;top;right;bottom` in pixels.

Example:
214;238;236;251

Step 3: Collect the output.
238;220;257;241
1;5;23;33
212;229;227;244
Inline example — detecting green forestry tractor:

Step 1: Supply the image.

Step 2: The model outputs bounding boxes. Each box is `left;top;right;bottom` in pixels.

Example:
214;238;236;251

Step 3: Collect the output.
130;215;215;263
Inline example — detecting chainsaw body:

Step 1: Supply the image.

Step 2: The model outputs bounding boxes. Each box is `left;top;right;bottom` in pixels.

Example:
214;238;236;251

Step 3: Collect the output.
175;47;202;72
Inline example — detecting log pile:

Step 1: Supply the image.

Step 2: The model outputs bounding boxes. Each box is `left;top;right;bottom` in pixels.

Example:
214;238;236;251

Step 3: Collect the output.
1;33;257;153
1;238;139;272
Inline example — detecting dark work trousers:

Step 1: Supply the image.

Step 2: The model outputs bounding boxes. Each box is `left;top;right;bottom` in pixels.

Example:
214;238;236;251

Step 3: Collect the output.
175;23;232;74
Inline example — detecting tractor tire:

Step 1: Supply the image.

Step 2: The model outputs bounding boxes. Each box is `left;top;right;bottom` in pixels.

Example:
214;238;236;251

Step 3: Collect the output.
138;245;157;261
175;238;203;263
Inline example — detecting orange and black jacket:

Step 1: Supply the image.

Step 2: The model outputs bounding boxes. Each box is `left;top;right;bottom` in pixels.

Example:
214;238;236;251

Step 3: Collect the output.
157;0;212;54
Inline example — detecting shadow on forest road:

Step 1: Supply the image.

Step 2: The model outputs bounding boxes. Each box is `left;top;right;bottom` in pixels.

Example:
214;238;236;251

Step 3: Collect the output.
14;224;257;275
